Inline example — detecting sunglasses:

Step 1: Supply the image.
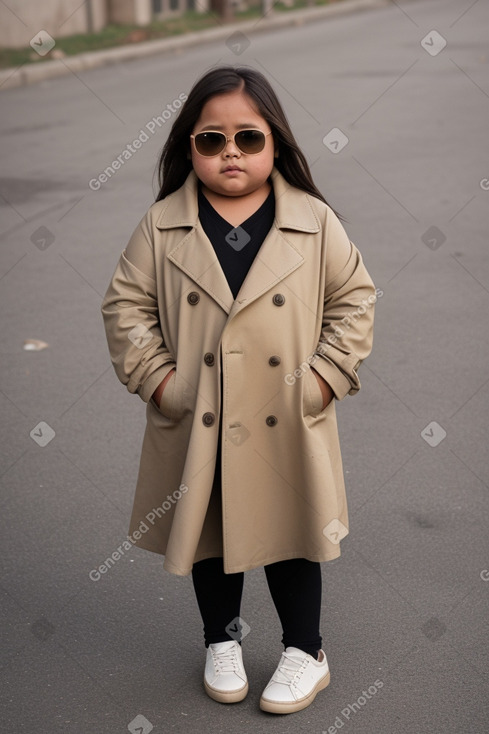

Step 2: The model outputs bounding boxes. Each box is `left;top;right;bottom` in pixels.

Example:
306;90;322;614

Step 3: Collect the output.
190;129;272;157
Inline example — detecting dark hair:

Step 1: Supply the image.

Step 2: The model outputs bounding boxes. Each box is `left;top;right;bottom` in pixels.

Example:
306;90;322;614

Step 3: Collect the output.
154;65;344;221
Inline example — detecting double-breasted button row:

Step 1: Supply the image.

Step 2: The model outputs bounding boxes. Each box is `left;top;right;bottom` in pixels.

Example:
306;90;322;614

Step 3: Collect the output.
191;291;284;306
204;352;215;366
204;412;276;427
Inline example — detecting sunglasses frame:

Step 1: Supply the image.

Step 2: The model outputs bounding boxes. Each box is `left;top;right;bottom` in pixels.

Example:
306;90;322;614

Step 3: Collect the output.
190;129;273;157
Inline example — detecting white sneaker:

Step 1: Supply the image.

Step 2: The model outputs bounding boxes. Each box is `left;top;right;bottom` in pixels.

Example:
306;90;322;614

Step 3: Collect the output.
204;640;249;703
260;646;330;714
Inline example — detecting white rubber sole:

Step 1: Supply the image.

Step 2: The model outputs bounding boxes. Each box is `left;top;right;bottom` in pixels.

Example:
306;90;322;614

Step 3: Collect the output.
259;670;331;714
204;678;249;704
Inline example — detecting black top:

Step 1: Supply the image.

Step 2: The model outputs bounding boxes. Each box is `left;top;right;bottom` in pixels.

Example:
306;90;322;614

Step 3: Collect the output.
198;182;275;299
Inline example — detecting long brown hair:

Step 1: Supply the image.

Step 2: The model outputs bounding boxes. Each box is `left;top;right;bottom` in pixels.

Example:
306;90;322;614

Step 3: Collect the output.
154;65;344;220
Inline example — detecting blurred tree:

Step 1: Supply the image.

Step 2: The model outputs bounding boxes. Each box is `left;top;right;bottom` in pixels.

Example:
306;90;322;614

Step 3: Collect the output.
211;0;235;22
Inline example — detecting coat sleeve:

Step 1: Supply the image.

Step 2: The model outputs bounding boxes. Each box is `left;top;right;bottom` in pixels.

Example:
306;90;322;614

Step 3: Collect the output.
311;206;377;400
100;211;175;403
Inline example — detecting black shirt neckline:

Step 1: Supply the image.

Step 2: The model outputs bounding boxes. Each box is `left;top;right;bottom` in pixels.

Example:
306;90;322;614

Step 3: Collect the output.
197;179;276;299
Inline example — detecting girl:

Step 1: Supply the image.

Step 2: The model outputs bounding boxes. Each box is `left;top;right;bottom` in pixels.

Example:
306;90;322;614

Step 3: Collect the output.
101;65;376;715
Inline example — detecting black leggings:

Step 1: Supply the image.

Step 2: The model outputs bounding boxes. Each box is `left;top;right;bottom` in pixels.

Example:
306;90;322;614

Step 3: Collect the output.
191;556;322;659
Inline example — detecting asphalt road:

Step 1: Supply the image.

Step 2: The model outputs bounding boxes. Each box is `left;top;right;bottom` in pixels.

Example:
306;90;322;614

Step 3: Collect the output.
1;0;488;732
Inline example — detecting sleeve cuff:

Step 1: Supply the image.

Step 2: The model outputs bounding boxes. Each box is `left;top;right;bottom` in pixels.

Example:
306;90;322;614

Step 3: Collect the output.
312;354;362;401
137;362;176;403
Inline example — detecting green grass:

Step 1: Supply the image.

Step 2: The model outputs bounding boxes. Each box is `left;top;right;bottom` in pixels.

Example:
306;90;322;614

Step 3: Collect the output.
0;0;335;70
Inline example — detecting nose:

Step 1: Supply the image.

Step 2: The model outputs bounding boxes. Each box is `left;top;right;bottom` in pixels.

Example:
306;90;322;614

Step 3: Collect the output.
223;136;241;157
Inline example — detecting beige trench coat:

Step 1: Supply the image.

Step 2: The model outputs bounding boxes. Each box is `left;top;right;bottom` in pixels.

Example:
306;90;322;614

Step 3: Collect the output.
101;167;376;575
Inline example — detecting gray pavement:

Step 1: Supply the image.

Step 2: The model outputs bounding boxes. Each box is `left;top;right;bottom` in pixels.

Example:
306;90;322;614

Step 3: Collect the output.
0;0;389;90
1;0;488;731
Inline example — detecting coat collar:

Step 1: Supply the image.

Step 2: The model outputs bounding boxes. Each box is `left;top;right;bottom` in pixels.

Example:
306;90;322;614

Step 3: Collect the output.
156;168;321;315
155;167;321;233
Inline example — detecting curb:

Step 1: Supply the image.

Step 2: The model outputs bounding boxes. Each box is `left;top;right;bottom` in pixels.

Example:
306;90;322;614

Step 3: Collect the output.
0;0;390;91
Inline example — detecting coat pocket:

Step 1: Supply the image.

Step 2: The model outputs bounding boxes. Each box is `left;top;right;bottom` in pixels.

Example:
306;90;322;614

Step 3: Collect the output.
155;365;194;423
157;369;177;418
302;367;325;417
150;368;183;422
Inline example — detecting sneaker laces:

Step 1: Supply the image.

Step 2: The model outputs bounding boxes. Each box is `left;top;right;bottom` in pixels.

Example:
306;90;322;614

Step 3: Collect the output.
272;651;307;685
211;644;241;674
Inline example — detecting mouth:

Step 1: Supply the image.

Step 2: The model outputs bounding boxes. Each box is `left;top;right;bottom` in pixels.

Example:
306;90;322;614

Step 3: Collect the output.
223;166;242;172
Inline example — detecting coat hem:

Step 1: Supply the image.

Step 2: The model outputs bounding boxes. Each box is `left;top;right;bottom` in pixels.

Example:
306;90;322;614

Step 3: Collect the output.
221;545;344;574
128;536;346;576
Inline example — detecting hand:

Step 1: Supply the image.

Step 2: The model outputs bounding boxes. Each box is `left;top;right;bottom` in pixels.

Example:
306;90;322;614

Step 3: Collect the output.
152;368;175;407
311;368;334;409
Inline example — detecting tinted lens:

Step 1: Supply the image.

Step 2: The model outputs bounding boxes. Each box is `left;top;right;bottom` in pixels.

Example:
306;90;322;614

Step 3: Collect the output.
194;132;226;156
235;129;266;154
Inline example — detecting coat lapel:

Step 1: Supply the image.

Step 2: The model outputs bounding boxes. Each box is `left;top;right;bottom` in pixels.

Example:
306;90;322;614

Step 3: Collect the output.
229;168;321;318
156;172;234;313
168;223;235;314
228;227;303;318
155;168;321;317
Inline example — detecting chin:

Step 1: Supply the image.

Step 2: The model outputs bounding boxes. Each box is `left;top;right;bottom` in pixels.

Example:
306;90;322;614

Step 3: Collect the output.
218;183;250;196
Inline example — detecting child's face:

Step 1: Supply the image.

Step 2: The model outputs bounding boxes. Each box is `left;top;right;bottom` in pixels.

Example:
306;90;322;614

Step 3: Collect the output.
190;89;276;199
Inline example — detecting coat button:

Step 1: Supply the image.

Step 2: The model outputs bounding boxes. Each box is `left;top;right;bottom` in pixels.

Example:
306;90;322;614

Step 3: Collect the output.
187;291;200;305
272;293;285;306
204;352;215;366
266;415;278;427
202;412;215;426
269;355;281;366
